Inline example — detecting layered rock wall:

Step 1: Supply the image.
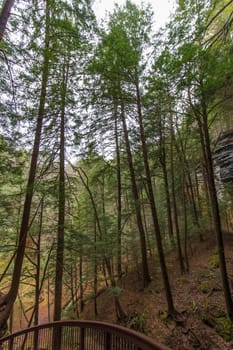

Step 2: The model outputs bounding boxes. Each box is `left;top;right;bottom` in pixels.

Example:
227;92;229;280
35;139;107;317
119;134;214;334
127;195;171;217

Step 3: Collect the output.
214;129;233;183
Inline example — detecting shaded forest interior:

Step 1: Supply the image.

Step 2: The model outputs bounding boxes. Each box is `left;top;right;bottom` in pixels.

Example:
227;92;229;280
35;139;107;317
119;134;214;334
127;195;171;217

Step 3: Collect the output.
0;0;233;349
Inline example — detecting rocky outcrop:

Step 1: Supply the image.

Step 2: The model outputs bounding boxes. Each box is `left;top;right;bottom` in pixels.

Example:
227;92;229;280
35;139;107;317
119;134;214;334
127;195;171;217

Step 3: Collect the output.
214;130;233;183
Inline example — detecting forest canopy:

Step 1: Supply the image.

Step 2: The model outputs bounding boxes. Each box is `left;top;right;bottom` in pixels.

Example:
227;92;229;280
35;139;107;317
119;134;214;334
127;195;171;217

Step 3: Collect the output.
0;0;233;343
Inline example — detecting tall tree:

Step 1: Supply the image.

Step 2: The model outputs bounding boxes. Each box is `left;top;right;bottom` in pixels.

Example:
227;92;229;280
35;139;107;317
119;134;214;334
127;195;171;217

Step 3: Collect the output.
0;0;51;331
53;62;69;322
163;0;233;317
87;9;152;287
108;1;176;313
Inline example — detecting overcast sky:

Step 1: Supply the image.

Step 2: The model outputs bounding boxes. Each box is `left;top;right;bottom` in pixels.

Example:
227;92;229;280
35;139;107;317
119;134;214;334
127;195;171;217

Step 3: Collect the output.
92;0;176;30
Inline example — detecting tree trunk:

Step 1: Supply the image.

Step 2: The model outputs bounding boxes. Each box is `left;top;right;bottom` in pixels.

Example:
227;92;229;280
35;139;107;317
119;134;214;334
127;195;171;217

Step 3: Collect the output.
120;95;151;288
0;0;50;331
158;115;174;243
79;250;84;314
94;219;98;317
114;104;123;280
201;96;233;319
0;0;15;41
135;83;175;315
34;199;43;325
53;62;69;322
169;113;185;274
189;81;233;318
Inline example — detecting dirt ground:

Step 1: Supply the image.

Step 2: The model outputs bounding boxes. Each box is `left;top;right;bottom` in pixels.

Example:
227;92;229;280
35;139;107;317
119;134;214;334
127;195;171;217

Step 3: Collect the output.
80;231;233;350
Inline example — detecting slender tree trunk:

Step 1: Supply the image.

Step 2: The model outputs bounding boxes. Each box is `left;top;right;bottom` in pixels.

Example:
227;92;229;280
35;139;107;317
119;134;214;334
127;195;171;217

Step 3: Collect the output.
53;62;69;322
141;186;153;258
52;62;68;350
0;0;15;41
189;81;233;317
120;96;151;288
94;219;98;317
175;124;203;241
34;199;43;326
0;0;50;331
181;164;189;272
158;116;174;243
200;96;233;319
169;113;185;273
79;250;84;314
47;266;51;323
114;104;123;279
26;242;54;329
188;88;212;225
135;83;175;315
105;254;127;321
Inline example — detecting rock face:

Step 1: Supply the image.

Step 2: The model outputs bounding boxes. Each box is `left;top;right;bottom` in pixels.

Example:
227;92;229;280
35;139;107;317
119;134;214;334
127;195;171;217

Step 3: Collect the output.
214;130;233;183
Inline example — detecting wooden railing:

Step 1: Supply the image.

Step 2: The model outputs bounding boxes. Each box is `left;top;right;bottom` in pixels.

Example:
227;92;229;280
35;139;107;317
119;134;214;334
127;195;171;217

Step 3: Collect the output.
0;320;170;349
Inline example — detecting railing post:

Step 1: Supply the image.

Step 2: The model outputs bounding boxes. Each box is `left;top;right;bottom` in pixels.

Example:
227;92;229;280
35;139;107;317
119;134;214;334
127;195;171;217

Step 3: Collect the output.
105;331;111;350
80;327;85;350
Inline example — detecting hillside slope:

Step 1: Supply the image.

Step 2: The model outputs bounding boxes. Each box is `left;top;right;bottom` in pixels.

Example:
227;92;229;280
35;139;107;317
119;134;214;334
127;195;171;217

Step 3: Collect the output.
80;232;233;350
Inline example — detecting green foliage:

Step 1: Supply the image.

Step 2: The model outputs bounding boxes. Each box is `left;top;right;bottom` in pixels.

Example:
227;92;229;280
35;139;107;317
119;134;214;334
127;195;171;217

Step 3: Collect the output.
1;0;233;333
129;311;146;333
200;280;211;294
190;300;199;313
210;255;220;269
108;286;123;297
215;317;233;341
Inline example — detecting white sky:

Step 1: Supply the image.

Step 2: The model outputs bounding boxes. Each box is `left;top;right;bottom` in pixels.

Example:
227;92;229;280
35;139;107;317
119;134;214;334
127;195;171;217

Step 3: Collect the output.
92;0;176;30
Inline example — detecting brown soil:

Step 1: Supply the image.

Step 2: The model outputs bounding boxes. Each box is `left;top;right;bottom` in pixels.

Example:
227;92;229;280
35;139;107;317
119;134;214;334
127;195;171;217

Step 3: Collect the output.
80;232;233;350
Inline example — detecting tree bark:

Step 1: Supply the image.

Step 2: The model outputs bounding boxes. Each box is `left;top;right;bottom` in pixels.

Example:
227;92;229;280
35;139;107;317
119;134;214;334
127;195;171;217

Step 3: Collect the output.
158;115;174;242
169;113;185;274
0;0;15;41
114;104;123;279
189;80;233;318
0;0;50;331
135;82;175;314
53;62;69;322
120;95;151;288
34;199;43;326
200;95;233;319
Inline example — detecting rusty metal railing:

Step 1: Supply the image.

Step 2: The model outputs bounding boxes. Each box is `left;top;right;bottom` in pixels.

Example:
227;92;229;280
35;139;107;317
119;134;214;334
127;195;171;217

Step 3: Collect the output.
0;320;170;350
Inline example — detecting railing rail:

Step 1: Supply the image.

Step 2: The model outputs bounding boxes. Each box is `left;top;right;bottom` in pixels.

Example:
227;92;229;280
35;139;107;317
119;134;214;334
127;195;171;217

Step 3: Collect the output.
0;320;170;350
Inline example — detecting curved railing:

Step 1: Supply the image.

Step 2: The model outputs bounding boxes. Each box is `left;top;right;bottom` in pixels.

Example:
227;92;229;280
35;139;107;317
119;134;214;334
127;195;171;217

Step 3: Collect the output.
0;320;170;350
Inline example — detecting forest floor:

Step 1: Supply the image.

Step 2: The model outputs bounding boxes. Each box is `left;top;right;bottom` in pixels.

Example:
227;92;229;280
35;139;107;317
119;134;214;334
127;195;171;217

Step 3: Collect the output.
80;231;233;350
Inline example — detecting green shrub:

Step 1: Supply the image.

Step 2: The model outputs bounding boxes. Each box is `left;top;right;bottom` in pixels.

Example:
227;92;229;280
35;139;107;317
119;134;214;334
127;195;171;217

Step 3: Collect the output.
129;311;146;333
210;255;219;269
215;316;233;341
200;280;210;294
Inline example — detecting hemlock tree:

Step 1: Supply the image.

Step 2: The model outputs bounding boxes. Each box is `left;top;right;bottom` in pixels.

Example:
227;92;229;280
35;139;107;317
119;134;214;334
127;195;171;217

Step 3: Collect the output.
0;0;96;332
159;0;233;318
107;1;176;314
87;22;151;288
0;0;51;332
87;0;176;313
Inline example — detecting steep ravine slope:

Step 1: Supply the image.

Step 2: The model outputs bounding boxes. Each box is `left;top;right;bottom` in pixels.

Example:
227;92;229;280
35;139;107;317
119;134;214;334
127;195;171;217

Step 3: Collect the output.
80;232;233;350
